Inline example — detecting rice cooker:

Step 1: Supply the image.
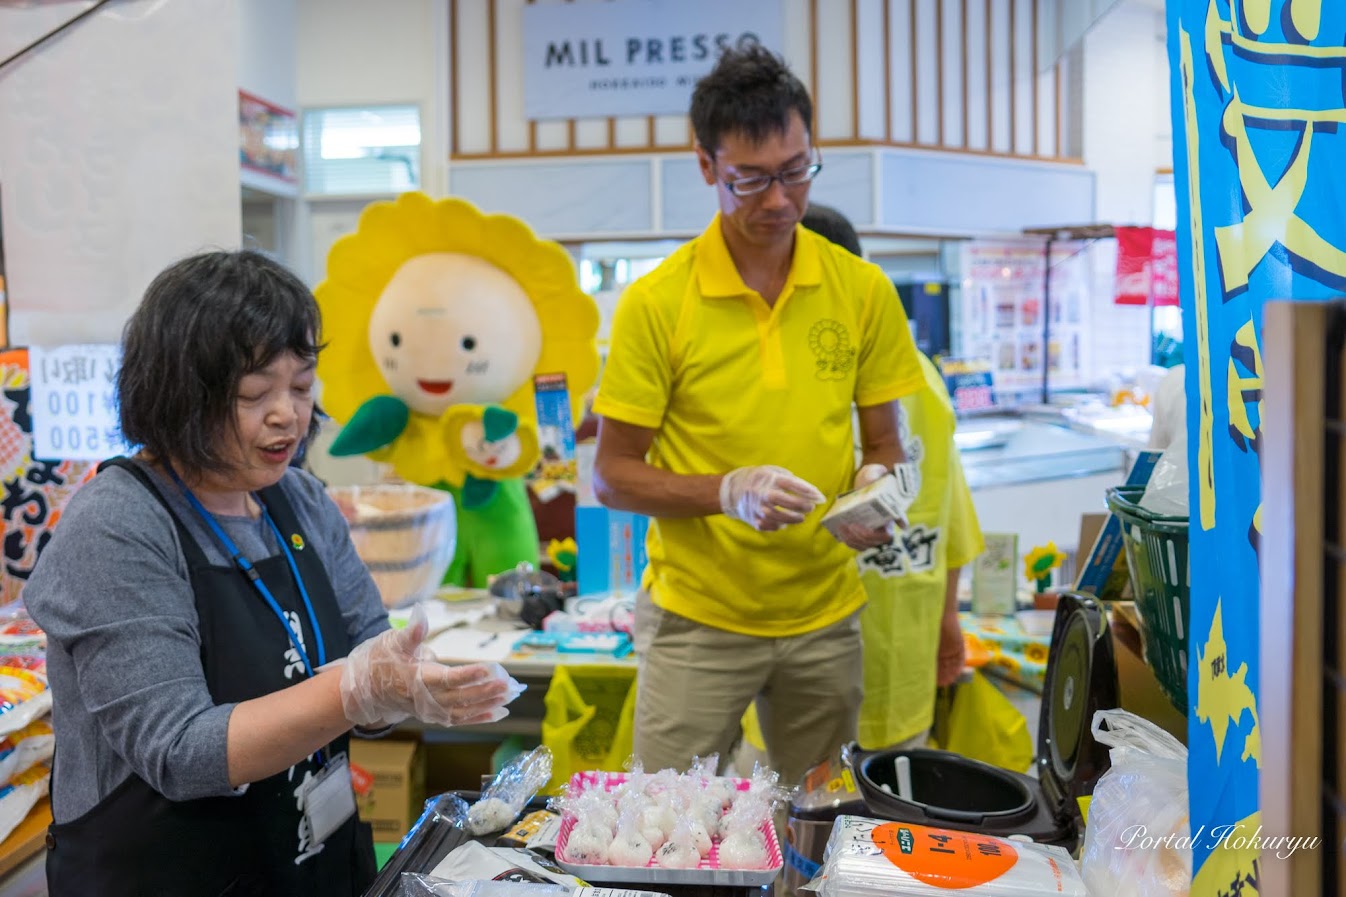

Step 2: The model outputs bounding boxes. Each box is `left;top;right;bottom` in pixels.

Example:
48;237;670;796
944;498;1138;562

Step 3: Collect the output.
783;592;1118;894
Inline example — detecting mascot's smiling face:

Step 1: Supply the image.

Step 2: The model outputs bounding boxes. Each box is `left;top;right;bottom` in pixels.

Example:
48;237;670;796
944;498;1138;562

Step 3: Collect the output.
368;252;544;416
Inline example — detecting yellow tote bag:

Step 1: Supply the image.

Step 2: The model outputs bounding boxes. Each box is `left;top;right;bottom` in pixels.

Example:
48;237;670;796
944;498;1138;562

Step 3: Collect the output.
933;672;1034;773
541;664;638;793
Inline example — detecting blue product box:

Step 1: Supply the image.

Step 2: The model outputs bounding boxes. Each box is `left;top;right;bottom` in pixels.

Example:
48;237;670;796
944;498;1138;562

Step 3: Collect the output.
1074;450;1163;597
575;506;649;597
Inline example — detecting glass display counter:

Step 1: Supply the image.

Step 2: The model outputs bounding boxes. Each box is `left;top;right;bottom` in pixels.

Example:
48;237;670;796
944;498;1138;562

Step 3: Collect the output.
956;413;1134;566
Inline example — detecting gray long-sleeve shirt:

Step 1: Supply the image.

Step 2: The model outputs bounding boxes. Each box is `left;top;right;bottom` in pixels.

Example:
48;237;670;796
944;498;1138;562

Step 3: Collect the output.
23;460;390;821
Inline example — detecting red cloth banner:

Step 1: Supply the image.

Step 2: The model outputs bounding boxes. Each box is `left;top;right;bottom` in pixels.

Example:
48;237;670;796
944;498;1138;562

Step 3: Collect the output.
1150;229;1179;306
1114;226;1179;306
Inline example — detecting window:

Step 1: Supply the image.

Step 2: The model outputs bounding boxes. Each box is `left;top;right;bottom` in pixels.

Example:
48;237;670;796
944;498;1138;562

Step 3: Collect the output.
302;105;421;195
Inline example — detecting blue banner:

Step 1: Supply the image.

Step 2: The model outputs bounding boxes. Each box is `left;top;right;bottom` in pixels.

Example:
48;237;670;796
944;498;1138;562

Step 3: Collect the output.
1168;1;1346;892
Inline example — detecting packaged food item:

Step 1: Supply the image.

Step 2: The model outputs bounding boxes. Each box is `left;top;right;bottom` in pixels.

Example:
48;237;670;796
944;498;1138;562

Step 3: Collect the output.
0;605;45;653
496;809;563;850
0;667;50;738
803;816;1087;897
400;876;671;897
361;792;472;897
549;760;784;887
468;746;554;836
427;842;586;887
0;718;54;783
0;763;49;844
821;470;916;539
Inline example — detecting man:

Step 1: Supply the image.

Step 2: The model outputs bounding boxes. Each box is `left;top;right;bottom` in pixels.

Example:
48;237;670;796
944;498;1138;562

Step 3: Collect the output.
592;45;924;785
800;203;982;751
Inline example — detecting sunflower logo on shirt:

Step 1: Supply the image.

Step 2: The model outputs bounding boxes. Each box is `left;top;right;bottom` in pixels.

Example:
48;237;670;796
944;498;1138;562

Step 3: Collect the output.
807;319;856;380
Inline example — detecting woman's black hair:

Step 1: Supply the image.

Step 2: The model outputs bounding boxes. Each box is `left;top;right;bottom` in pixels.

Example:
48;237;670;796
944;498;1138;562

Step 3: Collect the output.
801;203;864;257
690;43;813;155
117;249;323;477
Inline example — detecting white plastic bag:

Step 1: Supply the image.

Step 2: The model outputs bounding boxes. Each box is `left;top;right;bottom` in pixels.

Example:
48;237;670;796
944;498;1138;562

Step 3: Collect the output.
1079;709;1191;897
1139;434;1189;517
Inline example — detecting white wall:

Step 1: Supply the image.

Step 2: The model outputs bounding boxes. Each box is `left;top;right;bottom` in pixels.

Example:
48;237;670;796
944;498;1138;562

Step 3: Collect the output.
0;0;241;347
296;0;443;194
295;0;444;285
1074;0;1171;378
1082;0;1170;224
239;0;299;110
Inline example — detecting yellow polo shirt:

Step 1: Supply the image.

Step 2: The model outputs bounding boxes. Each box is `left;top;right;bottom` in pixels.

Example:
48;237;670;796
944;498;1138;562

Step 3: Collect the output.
593;214;924;637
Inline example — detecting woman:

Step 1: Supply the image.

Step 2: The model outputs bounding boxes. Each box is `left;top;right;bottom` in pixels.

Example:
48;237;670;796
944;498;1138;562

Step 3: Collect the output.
25;250;516;896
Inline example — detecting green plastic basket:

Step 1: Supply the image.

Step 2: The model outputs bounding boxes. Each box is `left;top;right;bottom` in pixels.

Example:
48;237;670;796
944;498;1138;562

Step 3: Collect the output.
1105;485;1190;714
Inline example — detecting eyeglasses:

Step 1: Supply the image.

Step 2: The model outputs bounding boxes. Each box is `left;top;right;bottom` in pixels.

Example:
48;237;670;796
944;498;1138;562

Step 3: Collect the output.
718;154;823;197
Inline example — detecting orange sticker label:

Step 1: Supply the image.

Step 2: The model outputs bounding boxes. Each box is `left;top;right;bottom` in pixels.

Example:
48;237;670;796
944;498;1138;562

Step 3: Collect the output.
349;762;374;797
872;822;1018;888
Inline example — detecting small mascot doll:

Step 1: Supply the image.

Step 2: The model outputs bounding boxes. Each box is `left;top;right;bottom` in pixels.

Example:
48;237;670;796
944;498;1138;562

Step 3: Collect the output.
315;193;600;586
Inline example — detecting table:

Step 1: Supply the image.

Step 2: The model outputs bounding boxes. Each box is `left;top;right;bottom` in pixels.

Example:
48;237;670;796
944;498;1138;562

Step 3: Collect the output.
961;611;1054;693
391;594;637;739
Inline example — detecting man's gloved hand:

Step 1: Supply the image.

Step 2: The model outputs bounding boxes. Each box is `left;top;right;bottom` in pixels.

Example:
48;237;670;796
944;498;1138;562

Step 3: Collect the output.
339;605;523;728
720;465;825;532
832;463;902;550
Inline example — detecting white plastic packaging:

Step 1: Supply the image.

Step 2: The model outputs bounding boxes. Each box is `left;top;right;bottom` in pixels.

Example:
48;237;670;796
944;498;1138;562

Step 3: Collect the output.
1079;709;1192;897
803;815;1087;897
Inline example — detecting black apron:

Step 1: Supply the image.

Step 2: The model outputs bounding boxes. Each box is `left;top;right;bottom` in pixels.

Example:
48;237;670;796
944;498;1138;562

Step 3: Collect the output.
45;458;376;897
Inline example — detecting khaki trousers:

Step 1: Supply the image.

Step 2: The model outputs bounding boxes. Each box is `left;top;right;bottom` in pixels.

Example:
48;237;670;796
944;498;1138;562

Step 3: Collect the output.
632;590;863;789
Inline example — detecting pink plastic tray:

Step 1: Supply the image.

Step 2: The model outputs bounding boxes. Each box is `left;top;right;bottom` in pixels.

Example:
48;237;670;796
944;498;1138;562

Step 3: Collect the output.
553;771;783;887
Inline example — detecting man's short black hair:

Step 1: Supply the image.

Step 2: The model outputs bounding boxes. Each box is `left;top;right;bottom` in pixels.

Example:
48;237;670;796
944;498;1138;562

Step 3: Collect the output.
118;249;323;477
690;43;813;155
801;203;863;256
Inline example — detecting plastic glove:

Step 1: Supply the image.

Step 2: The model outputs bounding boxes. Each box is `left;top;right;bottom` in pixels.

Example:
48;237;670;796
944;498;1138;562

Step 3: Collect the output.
339;604;523;728
719;465;825;532
832;463;900;550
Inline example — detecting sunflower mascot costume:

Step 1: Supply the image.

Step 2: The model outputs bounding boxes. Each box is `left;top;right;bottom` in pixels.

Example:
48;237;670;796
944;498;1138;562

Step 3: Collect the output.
315;193;600;586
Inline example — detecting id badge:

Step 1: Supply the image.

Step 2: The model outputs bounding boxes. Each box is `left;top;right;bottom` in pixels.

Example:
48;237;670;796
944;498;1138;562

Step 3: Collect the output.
300;752;357;847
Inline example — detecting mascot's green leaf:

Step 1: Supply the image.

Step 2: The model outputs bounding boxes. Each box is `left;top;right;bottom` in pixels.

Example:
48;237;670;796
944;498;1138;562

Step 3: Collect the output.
461;474;500;509
329;395;410;456
482;405;519;442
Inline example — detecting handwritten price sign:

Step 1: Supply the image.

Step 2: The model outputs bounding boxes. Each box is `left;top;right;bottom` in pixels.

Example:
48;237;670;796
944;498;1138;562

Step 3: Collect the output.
29;345;132;462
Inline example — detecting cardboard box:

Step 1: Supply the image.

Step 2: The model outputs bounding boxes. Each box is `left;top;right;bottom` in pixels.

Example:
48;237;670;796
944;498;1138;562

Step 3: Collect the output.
350;736;425;842
1108;605;1188;745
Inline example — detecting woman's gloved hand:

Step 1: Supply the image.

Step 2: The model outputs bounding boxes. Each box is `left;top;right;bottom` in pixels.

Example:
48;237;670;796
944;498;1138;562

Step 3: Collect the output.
720;465;825;532
339;605;524;728
832;463;901;550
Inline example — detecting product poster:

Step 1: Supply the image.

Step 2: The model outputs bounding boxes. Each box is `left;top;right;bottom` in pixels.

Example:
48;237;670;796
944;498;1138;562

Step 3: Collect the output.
1168;1;1346;892
0;349;97;605
958;241;1089;396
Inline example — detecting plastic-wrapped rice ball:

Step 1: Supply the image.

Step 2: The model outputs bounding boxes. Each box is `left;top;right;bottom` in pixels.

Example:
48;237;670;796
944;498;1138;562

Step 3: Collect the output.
466;797;516;835
687;818;713;858
717;829;771;869
608;806;654;867
655;838;700;869
564;821;611;865
655;818;700;869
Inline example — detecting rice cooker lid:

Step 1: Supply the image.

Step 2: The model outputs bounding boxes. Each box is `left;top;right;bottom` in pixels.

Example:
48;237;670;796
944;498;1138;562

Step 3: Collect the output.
1038;594;1113;797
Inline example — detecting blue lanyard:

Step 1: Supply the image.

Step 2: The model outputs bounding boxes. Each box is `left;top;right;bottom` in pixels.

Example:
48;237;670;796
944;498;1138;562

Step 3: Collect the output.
168;469;328;676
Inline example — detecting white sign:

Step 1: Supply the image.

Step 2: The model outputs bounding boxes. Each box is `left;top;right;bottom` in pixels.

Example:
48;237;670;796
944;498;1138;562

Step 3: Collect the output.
28;345;132;462
521;0;785;120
